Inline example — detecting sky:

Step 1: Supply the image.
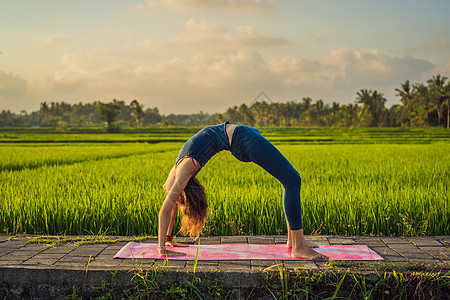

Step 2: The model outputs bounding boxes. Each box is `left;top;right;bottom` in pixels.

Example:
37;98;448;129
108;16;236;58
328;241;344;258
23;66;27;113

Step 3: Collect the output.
1;0;449;115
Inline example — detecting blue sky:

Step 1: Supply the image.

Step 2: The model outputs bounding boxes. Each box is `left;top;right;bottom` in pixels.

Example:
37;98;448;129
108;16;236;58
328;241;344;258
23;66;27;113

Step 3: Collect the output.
1;0;449;114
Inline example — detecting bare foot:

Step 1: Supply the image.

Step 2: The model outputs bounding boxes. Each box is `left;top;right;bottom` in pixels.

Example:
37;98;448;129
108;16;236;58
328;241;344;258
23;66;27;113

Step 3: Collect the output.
166;241;189;247
306;240;319;248
287;240;318;248
291;247;328;260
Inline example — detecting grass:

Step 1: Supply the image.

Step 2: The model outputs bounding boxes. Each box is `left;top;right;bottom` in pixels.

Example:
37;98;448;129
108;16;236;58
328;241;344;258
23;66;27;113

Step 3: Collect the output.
2;126;450;144
0;128;449;237
27;234;154;247
65;265;450;299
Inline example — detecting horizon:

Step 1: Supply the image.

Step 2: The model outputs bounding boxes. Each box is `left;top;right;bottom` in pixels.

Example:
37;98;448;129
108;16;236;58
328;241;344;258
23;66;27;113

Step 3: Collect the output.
1;0;449;115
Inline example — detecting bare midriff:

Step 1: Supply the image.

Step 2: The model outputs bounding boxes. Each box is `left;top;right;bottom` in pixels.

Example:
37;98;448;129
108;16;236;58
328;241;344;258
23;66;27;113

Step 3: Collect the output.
226;123;237;146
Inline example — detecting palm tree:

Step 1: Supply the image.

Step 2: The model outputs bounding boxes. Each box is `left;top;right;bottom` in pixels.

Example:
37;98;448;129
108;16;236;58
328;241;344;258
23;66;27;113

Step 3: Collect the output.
130;99;145;127
356;89;386;127
238;103;255;126
96;101;121;132
444;81;450;128
410;84;429;126
395;80;414;126
396;80;413;106
427;75;447;127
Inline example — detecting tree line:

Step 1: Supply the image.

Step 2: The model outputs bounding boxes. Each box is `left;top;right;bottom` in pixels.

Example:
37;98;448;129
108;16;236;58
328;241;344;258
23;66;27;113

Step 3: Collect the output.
1;75;449;129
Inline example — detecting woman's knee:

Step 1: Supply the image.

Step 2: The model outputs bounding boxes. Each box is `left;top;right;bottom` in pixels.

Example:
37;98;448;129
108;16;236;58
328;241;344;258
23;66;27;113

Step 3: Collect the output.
284;170;301;189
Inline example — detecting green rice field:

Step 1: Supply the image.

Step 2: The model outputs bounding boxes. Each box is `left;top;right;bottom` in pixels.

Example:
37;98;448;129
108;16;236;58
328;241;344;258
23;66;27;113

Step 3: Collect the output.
0;127;449;237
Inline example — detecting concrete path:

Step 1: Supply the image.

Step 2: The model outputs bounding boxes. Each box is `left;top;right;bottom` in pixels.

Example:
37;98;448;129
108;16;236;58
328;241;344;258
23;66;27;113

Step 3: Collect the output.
0;235;449;298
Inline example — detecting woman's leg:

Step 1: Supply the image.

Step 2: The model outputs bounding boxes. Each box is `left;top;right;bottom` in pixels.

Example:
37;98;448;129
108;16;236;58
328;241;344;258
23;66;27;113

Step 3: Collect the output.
245;130;303;230
286;219;318;248
245;130;327;259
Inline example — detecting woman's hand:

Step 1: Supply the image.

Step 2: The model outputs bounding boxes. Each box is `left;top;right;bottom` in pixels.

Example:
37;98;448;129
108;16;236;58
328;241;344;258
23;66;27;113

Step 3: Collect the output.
158;248;187;257
165;240;189;247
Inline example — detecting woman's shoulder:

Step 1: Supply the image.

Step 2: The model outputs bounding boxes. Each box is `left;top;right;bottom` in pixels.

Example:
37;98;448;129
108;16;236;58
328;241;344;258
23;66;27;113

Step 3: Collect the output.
175;156;202;175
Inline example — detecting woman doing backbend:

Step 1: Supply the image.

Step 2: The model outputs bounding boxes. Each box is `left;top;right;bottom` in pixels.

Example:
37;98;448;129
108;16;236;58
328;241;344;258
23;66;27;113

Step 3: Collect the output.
158;121;328;259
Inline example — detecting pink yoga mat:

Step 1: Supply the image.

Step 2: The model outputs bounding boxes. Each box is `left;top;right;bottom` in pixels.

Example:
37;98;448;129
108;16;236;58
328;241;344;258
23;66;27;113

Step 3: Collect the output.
114;243;383;261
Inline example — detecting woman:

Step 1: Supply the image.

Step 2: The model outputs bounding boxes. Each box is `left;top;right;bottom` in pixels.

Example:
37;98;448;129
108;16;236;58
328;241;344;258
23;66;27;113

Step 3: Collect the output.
158;121;328;259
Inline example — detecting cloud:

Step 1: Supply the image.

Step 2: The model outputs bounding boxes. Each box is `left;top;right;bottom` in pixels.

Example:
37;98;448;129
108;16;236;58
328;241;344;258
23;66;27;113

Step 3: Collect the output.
329;50;434;88
438;38;449;49
19;46;279;113
34;36;72;51
166;18;289;53
267;48;435;104
0;71;28;99
268;56;336;88
129;0;277;15
427;58;450;77
2;42;443;114
0;71;32;111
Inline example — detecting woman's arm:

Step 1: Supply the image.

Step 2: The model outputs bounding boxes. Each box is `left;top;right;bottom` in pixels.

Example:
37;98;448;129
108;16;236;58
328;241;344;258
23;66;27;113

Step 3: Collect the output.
158;159;197;256
158;191;185;256
166;202;178;238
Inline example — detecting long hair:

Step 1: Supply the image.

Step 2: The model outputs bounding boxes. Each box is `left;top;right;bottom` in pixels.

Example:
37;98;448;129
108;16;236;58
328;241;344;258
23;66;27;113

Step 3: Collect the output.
179;177;208;238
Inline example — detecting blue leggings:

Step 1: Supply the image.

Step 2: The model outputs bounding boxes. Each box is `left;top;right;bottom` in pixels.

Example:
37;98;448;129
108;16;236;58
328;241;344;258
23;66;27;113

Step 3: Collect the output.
242;127;303;230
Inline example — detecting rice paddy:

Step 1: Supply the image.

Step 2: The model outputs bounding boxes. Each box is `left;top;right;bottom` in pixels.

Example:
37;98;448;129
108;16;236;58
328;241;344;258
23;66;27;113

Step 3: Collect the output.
0;128;449;237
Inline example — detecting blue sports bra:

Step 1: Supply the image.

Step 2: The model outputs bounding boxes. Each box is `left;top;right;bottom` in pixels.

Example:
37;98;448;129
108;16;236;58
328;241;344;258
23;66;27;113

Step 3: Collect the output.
176;121;231;169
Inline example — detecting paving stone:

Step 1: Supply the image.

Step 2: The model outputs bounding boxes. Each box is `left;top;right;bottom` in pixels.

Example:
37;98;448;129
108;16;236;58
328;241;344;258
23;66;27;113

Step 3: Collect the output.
308;239;330;245
107;241;129;246
174;237;197;244
40;244;78;254
97;250;120;258
381;237;410;244
355;237;382;245
219;260;251;271
367;246;394;255
328;238;357;245
154;259;187;269
403;253;437;260
305;235;328;240
94;253;116;260
221;236;248;244
406;257;439;265
274;237;288;245
251;260;281;270
52;261;88;268
0;259;26;265
370;247;406;262
16;244;48;251
102;244;127;252
2;240;28;248
0;252;36;261
186;260;219;269
139;238;158;243
69;245;107;256
0;250;12;257
315;261;332;270
248;237;274;244
283;260;318;270
433;261;450;270
22;257;60;265
386;242;418;249
199;237;221;245
407;237;443;247
58;255;93;263
88;259;125;267
0;235;448;282
419;246;450;258
121;259;155;270
439;259;450;267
